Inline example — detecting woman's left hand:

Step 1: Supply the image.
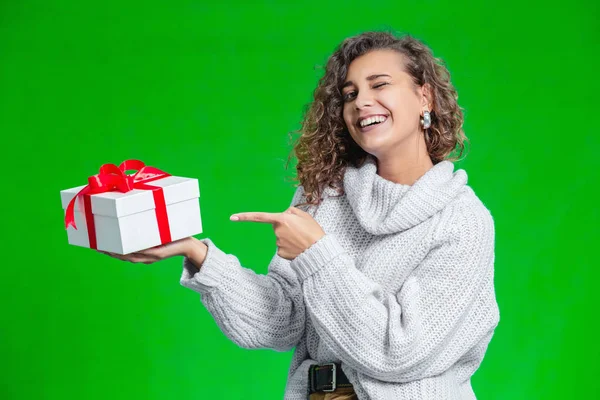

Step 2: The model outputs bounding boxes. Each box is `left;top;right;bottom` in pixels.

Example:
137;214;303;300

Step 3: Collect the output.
230;207;325;260
97;237;195;264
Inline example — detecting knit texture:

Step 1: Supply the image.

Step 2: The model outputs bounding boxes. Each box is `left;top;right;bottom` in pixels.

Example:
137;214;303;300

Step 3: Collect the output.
180;154;499;399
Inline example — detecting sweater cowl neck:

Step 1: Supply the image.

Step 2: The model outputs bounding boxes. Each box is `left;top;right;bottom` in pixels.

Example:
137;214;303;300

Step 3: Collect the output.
336;154;468;235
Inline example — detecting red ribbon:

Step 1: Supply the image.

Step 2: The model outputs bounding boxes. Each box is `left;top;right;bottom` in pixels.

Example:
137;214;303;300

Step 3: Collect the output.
64;160;173;249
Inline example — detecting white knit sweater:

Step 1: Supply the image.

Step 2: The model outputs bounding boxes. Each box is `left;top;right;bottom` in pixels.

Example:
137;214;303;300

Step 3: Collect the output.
180;154;499;399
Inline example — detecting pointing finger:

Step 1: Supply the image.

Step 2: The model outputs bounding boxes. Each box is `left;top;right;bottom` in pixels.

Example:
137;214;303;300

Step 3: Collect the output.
230;212;283;224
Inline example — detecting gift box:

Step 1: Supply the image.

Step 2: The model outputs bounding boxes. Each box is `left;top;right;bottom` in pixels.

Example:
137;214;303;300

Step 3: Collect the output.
60;160;202;255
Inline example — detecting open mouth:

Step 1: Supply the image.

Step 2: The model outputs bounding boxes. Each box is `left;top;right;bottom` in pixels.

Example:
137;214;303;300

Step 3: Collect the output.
357;115;389;132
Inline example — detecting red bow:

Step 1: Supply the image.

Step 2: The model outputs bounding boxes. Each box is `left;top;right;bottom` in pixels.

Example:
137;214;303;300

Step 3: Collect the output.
64;160;172;250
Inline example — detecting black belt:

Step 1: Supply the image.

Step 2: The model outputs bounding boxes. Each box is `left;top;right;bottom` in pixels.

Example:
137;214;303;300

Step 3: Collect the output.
308;362;353;394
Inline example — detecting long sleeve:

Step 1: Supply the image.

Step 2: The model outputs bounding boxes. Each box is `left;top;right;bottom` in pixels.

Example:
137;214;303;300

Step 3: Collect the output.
289;202;500;383
179;186;308;352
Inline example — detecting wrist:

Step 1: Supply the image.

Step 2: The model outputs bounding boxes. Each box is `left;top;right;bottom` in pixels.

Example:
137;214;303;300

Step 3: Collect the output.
185;237;208;269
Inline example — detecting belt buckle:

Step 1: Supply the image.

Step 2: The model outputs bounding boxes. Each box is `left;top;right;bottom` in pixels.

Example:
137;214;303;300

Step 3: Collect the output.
320;362;337;392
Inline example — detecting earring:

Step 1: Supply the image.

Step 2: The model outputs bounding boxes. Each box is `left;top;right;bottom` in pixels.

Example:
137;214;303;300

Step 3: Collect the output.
420;110;431;130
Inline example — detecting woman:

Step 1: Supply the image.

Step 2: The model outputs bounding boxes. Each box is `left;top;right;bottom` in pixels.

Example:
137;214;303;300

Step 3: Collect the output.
102;31;500;399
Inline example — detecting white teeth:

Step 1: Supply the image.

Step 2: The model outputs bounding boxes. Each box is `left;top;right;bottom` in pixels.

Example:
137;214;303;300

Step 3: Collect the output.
359;115;387;128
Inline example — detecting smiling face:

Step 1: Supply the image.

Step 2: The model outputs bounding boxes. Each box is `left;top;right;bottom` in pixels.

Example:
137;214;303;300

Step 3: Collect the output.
341;49;430;160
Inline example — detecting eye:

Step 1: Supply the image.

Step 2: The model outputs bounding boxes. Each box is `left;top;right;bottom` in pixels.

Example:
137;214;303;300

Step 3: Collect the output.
342;82;389;102
343;91;356;102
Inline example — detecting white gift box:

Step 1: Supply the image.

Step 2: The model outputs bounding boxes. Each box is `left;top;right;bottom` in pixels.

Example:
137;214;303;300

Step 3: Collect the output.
60;175;202;254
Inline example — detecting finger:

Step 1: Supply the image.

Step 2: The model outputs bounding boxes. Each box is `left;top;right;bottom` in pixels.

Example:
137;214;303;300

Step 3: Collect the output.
98;250;151;264
98;250;125;260
127;254;156;264
230;212;283;224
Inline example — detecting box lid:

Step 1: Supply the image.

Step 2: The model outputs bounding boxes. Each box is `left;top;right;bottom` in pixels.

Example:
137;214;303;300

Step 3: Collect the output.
60;176;200;218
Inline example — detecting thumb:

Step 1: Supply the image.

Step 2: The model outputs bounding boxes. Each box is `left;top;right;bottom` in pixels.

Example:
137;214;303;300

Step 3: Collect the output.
287;206;310;217
285;206;301;215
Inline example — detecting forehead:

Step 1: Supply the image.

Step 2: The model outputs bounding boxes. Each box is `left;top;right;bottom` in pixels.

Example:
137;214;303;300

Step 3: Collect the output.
345;49;406;79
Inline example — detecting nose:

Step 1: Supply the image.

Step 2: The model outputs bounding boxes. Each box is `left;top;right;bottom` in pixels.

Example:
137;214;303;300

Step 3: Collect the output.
354;90;375;110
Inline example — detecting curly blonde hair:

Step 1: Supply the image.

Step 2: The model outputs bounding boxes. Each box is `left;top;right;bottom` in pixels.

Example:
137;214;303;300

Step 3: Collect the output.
285;30;469;209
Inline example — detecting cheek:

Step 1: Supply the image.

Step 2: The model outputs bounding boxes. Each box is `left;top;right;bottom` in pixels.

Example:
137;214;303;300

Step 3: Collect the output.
382;89;419;114
342;106;353;129
385;98;418;122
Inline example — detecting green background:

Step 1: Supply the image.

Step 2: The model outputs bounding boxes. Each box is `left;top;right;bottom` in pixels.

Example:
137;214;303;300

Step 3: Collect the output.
1;0;597;399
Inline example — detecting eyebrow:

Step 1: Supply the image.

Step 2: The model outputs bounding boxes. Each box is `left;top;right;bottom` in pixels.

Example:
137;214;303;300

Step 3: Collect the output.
342;74;391;89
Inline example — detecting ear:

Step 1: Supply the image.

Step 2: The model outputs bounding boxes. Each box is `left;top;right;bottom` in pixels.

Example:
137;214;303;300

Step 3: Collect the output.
420;83;433;112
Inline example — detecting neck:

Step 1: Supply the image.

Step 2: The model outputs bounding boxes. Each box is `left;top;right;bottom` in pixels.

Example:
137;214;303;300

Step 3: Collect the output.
374;131;434;185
